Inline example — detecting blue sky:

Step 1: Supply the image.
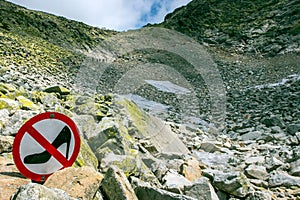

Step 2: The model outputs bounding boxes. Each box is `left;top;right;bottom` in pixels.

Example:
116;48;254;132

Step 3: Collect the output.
7;0;192;31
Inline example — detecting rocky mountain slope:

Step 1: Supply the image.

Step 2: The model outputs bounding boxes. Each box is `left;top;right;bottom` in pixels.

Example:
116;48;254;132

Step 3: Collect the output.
0;0;300;199
159;0;300;56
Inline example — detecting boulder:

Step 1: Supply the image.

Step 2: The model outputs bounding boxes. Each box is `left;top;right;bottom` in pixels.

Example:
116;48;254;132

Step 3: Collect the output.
245;191;272;200
290;159;300;176
212;171;253;198
116;97;189;155
265;156;284;172
269;172;300;187
0;156;30;200
0;98;19;111
16;96;38;110
44;85;71;95
287;124;300;135
135;186;197;200
240;131;263;141
162;170;192;193
245;156;265;165
11;183;76;200
0;83;17;94
184;177;219;200
100;153;160;186
101;166;138;200
200;141;222;153
45;166;103;200
73;137;98;169
245;165;268;180
0;109;10;134
180;157;202;182
72;115;97;140
0;135;14;153
261;115;285;128
100;154;139;176
1;110;38;136
88;116;136;161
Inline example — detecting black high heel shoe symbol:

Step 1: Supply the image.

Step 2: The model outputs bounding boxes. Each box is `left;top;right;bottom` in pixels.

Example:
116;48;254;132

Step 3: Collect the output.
24;126;71;164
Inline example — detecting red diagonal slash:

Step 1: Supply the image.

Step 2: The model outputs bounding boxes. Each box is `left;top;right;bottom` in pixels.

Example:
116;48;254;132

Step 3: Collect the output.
27;125;72;167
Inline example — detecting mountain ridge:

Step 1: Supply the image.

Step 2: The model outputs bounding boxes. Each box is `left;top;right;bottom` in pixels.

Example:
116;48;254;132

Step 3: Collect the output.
159;0;300;56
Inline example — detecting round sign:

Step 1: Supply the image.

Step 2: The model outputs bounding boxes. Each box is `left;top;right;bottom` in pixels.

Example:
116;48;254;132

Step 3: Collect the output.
12;112;81;182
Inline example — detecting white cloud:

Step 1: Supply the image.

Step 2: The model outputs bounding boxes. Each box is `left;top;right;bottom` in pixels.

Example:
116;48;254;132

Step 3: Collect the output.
7;0;192;31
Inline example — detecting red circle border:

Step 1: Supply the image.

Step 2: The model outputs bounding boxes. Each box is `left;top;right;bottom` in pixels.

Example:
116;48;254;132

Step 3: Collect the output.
12;112;81;182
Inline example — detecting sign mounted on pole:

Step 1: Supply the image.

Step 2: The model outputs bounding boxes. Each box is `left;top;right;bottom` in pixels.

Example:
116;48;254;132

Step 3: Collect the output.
13;112;81;182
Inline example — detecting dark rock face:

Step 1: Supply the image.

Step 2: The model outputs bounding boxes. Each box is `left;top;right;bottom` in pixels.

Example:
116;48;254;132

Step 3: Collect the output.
160;0;300;56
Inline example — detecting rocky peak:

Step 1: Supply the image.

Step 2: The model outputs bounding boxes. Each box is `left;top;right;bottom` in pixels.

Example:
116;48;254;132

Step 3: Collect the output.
160;0;300;56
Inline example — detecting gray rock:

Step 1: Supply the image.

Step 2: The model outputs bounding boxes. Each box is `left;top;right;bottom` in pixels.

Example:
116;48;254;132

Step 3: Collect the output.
166;159;185;172
290;159;300;176
270;126;282;133
0;109;9;134
11;183;77;200
135;186;197;200
216;190;228;200
41;92;60;108
184;177;219;200
245;165;268;180
95;138;125;159
265;156;284;171
249;179;269;188
100;153;160;186
100;153;139;174
130;176;152;188
246;191;272;200
296;132;300;142
151;160;169;181
75;136;99;169
72;115;97;140
44;85;71;95
0;98;19;111
116;97;189;155
240;131;262;141
1;110;38;136
245;156;265;165
193;151;229;168
213;171;253;198
261;115;285;128
269;172;300;187
289;135;299;145
200;141;221;153
162;170;192;193
0;135;14;153
101;166;138;200
287;124;300;135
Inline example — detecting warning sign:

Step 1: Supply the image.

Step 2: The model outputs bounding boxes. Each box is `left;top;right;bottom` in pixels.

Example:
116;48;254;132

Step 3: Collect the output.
12;112;80;182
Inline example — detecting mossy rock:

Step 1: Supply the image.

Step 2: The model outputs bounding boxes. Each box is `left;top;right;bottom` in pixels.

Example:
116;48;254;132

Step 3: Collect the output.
0;83;17;94
44;85;71;96
0;98;19;110
73;101;97;116
100;154;139;178
73;136;98;170
0;92;7;98
115;97;149;133
16;96;38;110
100;153;161;186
